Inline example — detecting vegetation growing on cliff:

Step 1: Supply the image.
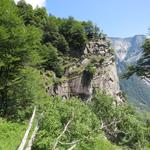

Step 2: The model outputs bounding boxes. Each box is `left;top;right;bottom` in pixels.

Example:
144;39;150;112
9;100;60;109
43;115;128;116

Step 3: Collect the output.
0;0;150;150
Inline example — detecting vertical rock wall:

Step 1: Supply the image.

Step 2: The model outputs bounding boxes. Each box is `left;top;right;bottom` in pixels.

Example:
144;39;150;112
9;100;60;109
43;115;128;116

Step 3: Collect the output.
46;39;124;104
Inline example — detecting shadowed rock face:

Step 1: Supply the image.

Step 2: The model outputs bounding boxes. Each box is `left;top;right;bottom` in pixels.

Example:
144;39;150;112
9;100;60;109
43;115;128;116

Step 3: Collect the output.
46;39;124;104
110;35;150;107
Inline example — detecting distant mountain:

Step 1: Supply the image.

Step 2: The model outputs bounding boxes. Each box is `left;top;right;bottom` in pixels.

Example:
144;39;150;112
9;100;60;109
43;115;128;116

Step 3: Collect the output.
110;35;150;107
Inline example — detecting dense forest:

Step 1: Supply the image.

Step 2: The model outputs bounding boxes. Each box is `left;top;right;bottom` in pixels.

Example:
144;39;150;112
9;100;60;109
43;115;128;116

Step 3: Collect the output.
0;0;150;150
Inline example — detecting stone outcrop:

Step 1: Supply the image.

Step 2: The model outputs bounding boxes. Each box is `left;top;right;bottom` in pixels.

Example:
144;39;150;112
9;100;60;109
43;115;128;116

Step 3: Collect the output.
45;38;124;104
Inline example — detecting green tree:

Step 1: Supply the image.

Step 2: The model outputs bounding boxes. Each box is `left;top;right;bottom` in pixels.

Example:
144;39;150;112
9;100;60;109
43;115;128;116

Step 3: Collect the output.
43;16;69;54
82;21;101;40
33;7;48;29
17;0;35;26
69;23;87;51
59;17;87;55
0;0;42;115
40;44;64;77
10;67;47;120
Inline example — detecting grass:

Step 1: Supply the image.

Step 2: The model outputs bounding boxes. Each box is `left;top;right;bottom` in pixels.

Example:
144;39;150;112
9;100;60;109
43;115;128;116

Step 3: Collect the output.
0;118;27;150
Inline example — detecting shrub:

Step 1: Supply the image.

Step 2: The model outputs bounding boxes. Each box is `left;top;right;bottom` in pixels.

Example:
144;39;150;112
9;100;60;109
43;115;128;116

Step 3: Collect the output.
89;90;150;149
32;97;118;150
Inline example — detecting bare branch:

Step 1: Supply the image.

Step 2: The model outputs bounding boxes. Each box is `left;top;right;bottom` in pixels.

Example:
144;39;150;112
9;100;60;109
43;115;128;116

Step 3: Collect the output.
25;123;39;150
67;144;77;150
85;119;121;140
100;120;121;130
52;112;74;150
59;140;80;145
18;107;36;150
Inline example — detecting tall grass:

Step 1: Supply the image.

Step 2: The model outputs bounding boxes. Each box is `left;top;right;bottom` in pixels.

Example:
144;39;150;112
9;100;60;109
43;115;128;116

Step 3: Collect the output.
0;118;27;150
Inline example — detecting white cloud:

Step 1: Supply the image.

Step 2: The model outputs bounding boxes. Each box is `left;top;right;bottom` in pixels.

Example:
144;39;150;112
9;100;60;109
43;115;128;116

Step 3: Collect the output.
14;0;46;8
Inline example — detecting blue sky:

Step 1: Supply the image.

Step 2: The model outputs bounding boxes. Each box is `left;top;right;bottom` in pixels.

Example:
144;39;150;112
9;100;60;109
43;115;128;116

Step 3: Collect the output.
45;0;150;37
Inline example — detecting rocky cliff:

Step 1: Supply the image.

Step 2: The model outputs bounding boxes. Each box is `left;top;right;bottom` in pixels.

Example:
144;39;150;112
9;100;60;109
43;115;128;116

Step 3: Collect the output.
45;38;124;104
111;35;146;62
110;35;150;107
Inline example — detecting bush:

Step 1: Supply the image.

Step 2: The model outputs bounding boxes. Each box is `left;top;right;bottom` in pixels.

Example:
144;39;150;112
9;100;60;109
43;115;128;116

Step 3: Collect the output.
89;90;150;149
32;97;118;150
0;118;27;150
90;90;115;121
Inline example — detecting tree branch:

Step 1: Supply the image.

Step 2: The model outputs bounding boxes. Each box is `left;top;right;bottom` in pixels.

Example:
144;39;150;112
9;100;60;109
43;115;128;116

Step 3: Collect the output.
18;106;36;150
100;120;121;130
59;140;80;145
67;144;77;150
52;112;74;150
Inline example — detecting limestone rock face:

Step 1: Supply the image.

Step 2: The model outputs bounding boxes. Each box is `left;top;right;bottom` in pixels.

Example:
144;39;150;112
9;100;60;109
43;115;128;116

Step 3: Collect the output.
92;60;123;103
84;39;110;55
46;38;124;104
54;82;69;99
69;75;93;100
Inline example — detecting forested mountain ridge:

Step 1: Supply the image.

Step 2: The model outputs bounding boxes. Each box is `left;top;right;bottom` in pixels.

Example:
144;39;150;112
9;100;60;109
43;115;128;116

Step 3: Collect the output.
0;0;150;150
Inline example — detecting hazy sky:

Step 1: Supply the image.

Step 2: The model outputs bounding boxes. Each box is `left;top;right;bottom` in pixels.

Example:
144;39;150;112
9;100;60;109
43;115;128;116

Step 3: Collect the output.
45;0;150;37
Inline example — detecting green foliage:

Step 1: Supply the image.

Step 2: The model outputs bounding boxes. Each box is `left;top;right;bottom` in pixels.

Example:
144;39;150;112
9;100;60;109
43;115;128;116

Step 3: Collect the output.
84;64;96;83
82;21;101;40
17;2;101;56
43;16;69;54
85;64;96;75
32;97;118;150
121;65;136;79
17;0;35;26
90;90;150;149
90;91;115;121
1;1;150;150
32;91;150;150
40;44;64;77
142;38;150;57
0;118;27;150
120;75;150;107
9;67;47;120
0;0;102;118
59;17;87;55
33;7;48;28
90;55;105;66
95;136;120;150
0;0;44;116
